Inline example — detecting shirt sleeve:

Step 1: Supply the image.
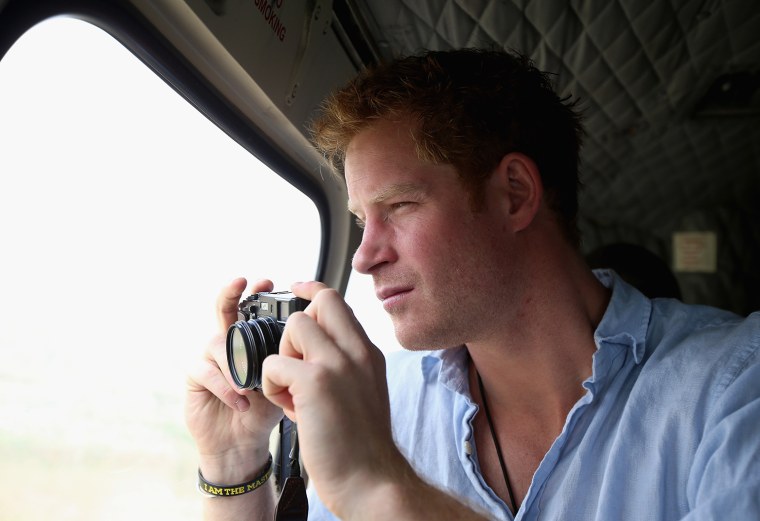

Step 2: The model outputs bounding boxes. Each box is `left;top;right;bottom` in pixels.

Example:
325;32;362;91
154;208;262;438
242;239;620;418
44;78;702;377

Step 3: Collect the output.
683;342;760;519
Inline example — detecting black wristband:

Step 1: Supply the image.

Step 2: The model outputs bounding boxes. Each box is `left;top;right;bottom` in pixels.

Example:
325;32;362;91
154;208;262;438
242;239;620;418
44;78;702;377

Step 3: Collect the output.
197;454;273;498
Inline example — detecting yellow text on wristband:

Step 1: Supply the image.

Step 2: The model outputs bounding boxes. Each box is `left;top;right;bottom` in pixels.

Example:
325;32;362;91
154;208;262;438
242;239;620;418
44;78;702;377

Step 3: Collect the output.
197;454;273;498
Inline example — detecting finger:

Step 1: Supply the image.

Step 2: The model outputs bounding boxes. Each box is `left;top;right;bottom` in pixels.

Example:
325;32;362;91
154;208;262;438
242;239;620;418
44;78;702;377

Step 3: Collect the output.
279;308;359;368
207;332;252;398
188;353;251;412
291;280;330;301
260;355;300;419
216;278;273;331
286;288;375;363
216;278;247;331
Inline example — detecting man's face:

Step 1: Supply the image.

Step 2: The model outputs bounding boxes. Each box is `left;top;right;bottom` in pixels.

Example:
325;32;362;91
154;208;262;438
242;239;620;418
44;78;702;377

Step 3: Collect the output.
346;120;521;350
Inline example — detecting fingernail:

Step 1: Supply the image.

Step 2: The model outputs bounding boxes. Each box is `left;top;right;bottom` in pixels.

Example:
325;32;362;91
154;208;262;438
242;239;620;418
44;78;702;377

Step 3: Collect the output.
234;396;249;412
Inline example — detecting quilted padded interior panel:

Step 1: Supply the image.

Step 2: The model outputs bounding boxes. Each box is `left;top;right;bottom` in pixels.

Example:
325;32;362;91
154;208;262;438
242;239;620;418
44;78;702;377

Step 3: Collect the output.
352;0;760;314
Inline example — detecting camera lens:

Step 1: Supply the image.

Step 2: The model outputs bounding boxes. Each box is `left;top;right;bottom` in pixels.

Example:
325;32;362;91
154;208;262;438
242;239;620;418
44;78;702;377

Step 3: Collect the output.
226;316;282;390
229;327;250;383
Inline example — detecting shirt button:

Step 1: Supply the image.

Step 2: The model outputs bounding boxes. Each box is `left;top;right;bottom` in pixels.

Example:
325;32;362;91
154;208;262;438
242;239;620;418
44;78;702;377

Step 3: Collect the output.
464;440;473;455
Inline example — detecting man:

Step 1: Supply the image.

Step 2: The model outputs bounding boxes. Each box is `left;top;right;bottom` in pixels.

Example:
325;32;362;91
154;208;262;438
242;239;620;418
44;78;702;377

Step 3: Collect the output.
186;49;760;520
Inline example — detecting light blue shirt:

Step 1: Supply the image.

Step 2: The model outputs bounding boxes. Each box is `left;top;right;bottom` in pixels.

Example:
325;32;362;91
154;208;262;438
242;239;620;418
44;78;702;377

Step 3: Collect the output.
309;271;760;520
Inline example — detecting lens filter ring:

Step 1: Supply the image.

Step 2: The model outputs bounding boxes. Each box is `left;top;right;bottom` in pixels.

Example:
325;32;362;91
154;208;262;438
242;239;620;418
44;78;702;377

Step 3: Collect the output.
226;317;284;391
227;321;255;389
247;318;270;390
257;316;282;355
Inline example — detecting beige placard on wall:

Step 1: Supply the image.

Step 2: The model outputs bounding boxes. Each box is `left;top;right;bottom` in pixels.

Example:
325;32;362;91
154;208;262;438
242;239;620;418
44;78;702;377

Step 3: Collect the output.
673;232;718;273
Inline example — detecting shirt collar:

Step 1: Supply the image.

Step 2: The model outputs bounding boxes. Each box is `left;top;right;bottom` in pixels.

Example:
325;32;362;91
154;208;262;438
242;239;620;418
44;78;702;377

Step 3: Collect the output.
593;269;651;365
422;345;469;394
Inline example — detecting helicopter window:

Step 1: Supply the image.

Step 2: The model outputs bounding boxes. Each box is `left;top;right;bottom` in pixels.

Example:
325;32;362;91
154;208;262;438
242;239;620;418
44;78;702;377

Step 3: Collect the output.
0;17;320;519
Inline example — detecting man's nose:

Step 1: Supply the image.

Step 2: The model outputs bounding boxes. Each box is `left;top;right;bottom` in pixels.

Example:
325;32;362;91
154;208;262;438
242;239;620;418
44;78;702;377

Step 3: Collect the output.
351;220;397;274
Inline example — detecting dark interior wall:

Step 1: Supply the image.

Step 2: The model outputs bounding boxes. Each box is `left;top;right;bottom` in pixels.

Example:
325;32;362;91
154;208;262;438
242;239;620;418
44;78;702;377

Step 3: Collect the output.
582;204;760;316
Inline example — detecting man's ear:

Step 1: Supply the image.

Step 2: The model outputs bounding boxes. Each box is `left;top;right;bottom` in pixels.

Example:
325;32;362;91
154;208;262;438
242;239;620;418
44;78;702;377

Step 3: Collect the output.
493;152;543;232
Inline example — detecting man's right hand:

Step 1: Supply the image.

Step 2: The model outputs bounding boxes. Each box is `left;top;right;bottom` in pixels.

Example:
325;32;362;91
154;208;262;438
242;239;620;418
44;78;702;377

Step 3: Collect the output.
186;277;283;486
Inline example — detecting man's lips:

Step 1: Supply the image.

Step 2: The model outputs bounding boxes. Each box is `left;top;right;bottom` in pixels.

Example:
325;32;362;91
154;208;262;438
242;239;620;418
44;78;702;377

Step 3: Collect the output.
376;286;413;302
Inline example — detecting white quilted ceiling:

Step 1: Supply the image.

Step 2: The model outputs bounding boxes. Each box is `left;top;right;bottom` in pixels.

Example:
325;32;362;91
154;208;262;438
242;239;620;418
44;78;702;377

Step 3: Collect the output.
352;0;760;248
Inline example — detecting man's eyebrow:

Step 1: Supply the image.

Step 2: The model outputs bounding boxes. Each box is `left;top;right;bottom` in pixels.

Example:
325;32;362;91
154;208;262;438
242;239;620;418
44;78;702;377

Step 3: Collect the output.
347;183;427;215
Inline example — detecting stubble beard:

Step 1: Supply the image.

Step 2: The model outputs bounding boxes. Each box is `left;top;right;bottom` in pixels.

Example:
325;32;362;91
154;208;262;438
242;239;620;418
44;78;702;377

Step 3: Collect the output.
389;255;519;352
387;277;483;352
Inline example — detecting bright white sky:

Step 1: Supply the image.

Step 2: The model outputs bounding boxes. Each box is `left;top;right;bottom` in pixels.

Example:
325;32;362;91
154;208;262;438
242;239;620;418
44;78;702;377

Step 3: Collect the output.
0;16;399;519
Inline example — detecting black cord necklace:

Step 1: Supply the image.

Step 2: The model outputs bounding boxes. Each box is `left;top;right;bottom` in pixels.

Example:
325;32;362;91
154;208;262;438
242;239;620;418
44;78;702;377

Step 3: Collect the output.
477;372;519;515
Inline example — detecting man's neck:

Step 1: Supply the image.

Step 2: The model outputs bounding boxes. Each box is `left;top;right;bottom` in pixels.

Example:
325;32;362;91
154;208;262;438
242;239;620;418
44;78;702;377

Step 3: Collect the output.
466;249;610;428
463;249;610;510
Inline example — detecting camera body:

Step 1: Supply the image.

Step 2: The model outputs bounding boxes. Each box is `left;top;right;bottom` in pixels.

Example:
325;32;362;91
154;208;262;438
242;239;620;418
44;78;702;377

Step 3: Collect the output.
226;291;309;390
237;291;308;325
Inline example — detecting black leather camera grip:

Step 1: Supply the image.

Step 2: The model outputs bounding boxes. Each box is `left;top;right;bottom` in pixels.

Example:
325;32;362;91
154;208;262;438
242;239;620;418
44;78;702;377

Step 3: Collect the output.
274;476;308;521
